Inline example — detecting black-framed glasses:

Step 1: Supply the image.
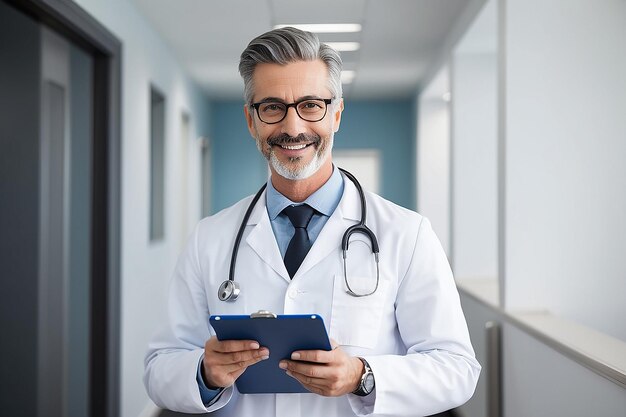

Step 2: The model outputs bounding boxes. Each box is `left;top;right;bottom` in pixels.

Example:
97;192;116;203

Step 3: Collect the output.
251;98;333;124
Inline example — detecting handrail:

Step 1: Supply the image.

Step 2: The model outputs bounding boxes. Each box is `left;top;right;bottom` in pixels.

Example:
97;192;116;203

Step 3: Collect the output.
458;281;626;390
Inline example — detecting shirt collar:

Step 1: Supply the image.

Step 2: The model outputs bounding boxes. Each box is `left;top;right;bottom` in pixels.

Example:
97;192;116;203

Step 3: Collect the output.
266;165;344;220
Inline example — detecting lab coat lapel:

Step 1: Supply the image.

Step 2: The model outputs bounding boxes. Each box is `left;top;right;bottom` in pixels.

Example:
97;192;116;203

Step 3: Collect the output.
295;175;361;278
245;190;291;282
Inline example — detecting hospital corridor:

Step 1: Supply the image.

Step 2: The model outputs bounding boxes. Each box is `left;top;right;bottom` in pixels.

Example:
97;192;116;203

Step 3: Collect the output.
1;0;625;416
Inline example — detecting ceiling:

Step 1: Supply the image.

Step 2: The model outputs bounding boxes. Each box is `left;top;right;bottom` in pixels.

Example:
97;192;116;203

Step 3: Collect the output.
131;0;473;100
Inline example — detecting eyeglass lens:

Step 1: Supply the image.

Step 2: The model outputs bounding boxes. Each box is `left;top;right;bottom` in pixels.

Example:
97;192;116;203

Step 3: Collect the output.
257;99;328;123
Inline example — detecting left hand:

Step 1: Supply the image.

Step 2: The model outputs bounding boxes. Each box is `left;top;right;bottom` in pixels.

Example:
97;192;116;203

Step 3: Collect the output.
278;340;364;396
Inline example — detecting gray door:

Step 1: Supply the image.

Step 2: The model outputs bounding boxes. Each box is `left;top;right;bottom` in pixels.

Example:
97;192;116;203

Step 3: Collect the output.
1;2;94;416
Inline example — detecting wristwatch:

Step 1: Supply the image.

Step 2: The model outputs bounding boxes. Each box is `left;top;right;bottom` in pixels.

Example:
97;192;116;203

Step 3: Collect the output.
352;357;375;396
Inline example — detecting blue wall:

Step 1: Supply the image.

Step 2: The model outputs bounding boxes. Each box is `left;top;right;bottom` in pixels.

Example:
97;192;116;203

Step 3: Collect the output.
335;100;416;210
209;102;267;212
209;99;416;213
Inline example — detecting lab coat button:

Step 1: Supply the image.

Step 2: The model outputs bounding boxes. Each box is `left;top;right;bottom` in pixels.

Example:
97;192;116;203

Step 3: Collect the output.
288;288;297;299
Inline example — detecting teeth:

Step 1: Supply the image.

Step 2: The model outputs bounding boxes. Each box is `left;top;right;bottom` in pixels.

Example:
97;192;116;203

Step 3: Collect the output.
281;144;307;150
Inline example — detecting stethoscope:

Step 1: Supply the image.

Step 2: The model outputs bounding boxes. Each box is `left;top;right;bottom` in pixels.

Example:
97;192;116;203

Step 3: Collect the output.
218;167;380;302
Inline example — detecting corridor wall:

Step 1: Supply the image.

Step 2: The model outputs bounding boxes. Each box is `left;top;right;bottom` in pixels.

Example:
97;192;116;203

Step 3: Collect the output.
418;0;626;415
502;0;626;341
70;1;212;416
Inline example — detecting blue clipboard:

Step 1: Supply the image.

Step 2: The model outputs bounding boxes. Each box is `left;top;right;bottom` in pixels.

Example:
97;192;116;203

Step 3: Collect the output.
209;311;332;394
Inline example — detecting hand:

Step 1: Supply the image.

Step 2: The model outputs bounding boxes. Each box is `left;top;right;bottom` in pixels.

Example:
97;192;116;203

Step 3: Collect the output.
278;340;364;396
201;336;269;388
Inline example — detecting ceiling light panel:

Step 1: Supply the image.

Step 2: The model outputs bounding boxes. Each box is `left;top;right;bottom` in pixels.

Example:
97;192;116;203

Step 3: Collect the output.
270;0;368;27
273;23;362;33
325;42;360;52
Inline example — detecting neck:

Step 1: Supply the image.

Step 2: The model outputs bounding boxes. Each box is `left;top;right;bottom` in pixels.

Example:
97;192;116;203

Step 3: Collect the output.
271;162;333;202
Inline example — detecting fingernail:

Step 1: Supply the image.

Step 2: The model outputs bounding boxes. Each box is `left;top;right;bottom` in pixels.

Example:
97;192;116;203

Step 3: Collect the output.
291;352;300;360
250;342;260;349
279;362;287;369
261;355;269;360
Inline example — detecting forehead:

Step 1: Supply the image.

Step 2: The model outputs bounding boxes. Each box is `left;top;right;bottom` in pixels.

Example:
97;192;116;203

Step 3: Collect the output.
252;60;331;101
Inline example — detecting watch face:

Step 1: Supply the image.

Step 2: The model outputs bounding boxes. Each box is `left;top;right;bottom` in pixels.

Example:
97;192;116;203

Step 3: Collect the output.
363;373;375;392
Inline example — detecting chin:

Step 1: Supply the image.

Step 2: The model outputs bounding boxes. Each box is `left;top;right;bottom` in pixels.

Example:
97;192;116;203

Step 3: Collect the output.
270;153;326;181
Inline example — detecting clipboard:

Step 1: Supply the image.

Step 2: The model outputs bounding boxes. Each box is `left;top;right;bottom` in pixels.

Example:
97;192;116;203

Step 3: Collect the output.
209;310;332;394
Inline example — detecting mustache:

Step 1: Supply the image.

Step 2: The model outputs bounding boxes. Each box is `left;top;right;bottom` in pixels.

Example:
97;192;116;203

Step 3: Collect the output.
267;133;321;147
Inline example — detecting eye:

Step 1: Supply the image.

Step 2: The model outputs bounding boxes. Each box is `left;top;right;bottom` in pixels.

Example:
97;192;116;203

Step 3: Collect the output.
298;100;323;112
260;103;285;113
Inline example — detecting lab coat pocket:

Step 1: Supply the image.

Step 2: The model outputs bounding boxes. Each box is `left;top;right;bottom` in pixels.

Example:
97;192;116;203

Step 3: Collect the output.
329;274;388;349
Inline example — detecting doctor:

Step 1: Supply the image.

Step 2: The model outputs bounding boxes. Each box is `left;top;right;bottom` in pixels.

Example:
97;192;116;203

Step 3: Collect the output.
144;27;480;417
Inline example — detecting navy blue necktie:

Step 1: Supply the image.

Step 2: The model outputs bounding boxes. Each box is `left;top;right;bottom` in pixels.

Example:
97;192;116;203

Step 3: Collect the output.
283;204;316;278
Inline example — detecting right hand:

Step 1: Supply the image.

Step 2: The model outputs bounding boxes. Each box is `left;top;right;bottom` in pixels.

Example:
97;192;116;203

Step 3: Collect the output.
201;336;270;388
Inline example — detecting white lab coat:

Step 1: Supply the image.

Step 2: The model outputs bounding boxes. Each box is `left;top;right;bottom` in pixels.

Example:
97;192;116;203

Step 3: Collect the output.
144;175;480;417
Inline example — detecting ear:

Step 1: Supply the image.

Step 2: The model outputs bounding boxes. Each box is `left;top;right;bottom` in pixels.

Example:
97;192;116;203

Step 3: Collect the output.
332;98;344;133
244;104;256;138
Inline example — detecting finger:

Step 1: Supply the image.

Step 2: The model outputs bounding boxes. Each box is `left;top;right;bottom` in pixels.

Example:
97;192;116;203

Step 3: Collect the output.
203;350;269;387
220;348;269;367
205;347;269;367
285;369;328;390
290;349;334;364
285;370;338;397
221;347;269;365
221;353;269;373
210;338;261;353
280;360;332;381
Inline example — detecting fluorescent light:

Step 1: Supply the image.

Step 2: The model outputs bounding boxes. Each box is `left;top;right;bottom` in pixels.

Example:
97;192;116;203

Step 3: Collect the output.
325;42;360;52
341;70;356;84
274;23;362;33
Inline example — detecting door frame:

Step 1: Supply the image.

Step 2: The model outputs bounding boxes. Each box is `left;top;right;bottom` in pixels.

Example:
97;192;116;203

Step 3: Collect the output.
5;1;122;416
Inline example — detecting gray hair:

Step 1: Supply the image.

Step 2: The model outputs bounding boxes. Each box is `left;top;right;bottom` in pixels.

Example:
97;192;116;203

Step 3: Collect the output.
239;27;343;105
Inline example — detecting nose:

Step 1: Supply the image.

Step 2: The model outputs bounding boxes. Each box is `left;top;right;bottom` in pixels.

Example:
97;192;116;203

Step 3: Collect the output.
280;106;308;137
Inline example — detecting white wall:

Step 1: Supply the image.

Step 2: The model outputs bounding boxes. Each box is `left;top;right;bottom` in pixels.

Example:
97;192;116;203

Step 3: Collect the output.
503;0;626;341
450;0;498;282
417;67;451;255
424;1;626;415
70;1;211;416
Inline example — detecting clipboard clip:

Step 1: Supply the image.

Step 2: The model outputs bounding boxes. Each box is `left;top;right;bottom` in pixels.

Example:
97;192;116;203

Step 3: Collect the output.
250;310;277;319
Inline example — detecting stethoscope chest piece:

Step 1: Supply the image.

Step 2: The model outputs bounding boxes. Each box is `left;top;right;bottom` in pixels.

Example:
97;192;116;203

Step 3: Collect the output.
218;280;240;302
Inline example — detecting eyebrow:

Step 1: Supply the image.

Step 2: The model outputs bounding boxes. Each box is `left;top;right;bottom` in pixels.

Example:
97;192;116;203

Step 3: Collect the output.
255;95;325;104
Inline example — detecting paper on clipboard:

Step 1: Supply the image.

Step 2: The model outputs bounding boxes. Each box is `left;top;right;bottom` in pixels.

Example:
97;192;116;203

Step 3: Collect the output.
209;311;332;394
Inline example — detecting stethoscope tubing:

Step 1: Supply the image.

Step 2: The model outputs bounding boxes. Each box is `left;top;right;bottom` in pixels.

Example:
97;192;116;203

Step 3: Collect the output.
219;167;379;302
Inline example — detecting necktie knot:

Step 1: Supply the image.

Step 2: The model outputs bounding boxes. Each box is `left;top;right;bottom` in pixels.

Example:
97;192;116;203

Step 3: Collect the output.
283;204;315;229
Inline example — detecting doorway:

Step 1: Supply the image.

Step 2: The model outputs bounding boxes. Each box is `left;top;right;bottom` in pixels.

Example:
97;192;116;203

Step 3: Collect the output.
0;1;121;416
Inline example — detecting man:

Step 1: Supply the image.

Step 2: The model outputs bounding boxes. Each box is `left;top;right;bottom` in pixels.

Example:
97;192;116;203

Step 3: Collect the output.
144;27;480;417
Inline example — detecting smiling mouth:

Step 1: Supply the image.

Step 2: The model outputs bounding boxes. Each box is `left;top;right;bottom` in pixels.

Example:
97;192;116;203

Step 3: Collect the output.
277;143;313;150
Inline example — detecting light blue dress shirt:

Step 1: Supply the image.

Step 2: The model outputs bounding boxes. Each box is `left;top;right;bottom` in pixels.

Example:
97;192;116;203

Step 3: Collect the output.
197;166;344;405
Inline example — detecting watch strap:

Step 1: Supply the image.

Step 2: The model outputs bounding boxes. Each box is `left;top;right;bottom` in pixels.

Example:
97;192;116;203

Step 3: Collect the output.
352;357;374;396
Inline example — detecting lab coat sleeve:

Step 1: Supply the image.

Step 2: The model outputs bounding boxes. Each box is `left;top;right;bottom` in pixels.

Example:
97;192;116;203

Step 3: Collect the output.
143;223;235;413
347;217;480;417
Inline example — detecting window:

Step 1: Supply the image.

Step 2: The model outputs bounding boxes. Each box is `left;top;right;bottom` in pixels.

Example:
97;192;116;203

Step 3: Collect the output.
150;86;165;241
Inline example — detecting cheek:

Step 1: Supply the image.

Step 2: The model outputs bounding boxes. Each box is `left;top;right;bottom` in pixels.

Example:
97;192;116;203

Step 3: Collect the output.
315;123;335;140
255;125;278;142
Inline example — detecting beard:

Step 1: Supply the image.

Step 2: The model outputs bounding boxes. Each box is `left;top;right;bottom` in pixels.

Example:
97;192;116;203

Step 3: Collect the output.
257;132;333;180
